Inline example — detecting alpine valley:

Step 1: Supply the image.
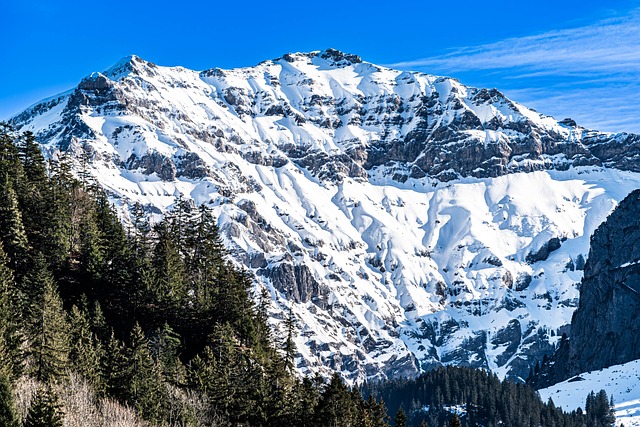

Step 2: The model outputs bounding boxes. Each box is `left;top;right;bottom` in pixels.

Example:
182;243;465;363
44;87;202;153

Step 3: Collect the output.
10;49;640;422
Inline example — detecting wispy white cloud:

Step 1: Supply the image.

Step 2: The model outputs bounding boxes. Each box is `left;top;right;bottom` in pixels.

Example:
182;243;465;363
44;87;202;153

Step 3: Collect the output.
391;9;640;133
505;85;640;133
391;11;640;75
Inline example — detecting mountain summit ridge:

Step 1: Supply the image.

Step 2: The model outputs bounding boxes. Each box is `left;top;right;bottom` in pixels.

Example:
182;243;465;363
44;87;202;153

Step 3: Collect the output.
14;50;640;183
9;51;640;383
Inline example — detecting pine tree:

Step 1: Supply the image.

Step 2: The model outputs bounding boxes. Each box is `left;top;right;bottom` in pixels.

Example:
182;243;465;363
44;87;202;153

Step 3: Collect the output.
207;323;243;419
151;220;187;311
315;373;356;427
16;132;47;186
103;331;129;400
0;177;29;274
0;124;24;185
282;305;297;373
263;354;296;427
68;305;103;391
216;266;256;345
0;241;23;379
295;376;320;427
127;323;167;423
609;395;617;425
185;205;226;308
586;391;595;417
165;194;193;252
16;131;67;270
23;385;64;427
148;323;184;385
449;413;462;427
367;394;389;427
393;407;407;427
78;199;104;280
89;300;110;342
0;372;18;427
590;389;616;425
44;154;75;268
94;192;130;283
25;257;71;382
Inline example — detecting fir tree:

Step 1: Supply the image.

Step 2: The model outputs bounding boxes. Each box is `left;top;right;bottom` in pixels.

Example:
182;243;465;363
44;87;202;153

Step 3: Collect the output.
25;257;70;382
449;413;462;427
68;305;103;391
365;394;389;427
16;131;68;270
282;305;297;373
89;300;110;342
314;373;356;427
127;323;167;423
0;241;22;379
185;205;226;307
0;124;24;185
94;192;130;284
103;331;129;400
77;199;104;280
0;372;18;427
295;376;320;427
148;323;184;385
23;385;64;427
151;220;187;311
393;407;407;427
16;132;47;186
0;177;29;274
206;323;243;419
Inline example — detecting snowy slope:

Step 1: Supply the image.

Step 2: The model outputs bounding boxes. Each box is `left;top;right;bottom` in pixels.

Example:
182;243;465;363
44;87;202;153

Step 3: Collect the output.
10;50;640;383
539;359;640;426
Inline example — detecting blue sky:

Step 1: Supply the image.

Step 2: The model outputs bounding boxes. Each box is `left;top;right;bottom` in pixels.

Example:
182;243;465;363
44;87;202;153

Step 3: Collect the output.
2;1;639;133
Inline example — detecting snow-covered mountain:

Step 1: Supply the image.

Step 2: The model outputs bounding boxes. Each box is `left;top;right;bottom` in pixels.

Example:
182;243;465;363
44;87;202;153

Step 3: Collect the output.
10;49;640;384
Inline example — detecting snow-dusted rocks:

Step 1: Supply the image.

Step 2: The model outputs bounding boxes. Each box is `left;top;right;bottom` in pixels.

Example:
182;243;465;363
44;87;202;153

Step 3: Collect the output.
10;50;640;383
534;189;640;389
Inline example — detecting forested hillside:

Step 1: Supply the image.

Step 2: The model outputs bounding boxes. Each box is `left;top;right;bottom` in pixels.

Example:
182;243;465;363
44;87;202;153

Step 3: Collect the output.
0;123;615;426
366;367;616;427
0;123;392;426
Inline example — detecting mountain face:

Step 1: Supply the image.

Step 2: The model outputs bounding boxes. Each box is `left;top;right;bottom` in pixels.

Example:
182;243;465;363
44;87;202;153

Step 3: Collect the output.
10;49;640;383
534;189;640;388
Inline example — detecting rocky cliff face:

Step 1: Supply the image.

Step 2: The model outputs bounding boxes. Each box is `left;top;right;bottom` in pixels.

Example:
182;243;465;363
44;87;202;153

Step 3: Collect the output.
14;51;640;186
10;50;640;384
534;189;640;388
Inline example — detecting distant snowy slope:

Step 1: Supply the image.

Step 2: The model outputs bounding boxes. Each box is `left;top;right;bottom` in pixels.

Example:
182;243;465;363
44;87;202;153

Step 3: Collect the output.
539;359;640;427
9;50;640;383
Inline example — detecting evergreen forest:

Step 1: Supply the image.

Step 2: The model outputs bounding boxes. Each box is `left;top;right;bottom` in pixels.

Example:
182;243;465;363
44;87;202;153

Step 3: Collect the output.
0;123;617;426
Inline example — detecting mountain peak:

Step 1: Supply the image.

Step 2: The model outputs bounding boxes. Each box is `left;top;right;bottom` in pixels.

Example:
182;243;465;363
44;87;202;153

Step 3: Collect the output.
317;48;363;65
279;48;362;67
103;54;157;79
77;72;112;91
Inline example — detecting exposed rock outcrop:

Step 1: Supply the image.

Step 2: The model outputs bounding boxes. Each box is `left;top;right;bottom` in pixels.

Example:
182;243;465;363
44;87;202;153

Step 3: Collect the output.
259;263;321;304
127;152;177;181
534;189;640;388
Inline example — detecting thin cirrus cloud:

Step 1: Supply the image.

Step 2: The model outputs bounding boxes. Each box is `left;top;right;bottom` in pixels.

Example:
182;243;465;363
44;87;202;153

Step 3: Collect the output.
390;11;640;134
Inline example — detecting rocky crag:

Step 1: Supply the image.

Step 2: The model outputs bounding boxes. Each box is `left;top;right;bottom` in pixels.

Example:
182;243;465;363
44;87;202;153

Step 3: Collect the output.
534;189;640;388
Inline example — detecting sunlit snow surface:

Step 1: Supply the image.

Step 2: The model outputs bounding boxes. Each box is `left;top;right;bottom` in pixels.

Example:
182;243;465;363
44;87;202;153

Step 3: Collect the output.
11;54;640;384
539;359;640;426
